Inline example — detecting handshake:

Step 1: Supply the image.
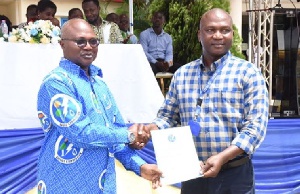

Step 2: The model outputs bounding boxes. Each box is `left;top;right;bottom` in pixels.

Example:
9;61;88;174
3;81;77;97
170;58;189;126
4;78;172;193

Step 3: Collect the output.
127;123;155;150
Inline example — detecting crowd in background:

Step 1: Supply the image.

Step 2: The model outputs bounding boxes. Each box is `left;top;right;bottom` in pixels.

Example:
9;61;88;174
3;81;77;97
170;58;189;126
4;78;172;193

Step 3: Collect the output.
1;0;179;75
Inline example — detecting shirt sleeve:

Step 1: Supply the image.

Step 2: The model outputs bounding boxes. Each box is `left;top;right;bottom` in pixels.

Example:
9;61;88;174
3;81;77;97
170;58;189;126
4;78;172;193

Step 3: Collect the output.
231;67;269;154
165;34;173;64
37;74;130;149
130;34;138;44
153;72;181;128
139;30;157;64
115;145;146;176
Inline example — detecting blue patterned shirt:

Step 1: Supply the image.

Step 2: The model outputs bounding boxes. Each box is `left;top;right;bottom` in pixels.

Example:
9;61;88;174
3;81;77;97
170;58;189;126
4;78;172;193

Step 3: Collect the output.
153;52;269;161
36;58;145;194
139;28;173;64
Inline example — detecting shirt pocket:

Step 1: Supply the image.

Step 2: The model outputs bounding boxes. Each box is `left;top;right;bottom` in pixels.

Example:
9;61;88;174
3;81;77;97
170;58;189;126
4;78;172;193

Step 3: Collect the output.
220;89;244;109
217;89;244;126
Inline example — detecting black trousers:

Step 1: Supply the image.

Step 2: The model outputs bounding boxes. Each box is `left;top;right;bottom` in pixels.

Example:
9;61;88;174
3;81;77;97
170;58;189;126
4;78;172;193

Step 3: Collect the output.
181;160;255;194
150;58;182;75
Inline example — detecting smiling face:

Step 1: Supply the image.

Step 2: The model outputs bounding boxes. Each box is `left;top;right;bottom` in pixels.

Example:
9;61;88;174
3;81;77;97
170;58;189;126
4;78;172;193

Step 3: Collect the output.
198;8;233;65
82;1;100;25
60;19;98;73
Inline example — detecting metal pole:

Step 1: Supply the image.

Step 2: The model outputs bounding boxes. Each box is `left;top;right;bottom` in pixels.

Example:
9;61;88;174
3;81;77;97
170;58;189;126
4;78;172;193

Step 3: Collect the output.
129;0;134;33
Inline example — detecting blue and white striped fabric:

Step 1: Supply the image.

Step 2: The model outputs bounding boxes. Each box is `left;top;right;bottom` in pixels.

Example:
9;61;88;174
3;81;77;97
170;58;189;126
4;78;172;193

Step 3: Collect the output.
153;52;269;161
36;58;145;194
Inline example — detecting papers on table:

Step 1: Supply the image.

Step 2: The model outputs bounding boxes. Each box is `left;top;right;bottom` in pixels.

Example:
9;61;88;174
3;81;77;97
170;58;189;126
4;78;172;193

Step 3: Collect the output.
151;126;203;185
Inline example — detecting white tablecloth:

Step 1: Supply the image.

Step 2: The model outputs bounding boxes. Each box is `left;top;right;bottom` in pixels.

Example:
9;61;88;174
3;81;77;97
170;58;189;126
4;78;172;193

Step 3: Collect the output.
0;42;164;129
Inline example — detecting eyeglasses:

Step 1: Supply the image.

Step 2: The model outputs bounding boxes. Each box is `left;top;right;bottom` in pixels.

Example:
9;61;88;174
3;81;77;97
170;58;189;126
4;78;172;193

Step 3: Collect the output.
61;38;100;48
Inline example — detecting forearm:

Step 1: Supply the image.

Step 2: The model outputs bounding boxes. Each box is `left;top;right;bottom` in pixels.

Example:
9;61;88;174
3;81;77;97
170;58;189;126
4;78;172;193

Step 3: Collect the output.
218;145;245;164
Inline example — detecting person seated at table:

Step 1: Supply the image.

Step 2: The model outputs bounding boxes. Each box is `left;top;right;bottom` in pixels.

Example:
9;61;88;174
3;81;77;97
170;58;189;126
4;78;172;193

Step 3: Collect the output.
106;12;119;25
118;13;138;44
68;8;84;20
18;4;38;28
82;0;123;44
139;11;173;75
0;15;12;33
37;0;58;26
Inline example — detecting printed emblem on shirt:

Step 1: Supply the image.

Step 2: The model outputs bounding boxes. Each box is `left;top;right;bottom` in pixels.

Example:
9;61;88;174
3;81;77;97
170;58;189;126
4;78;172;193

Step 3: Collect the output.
90;92;102;113
38;111;52;132
54;135;83;164
37;180;46;194
98;169;107;191
50;94;81;127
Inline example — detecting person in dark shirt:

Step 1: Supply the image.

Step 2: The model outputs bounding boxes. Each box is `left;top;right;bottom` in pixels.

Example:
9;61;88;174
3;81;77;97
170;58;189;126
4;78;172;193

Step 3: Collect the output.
18;4;38;28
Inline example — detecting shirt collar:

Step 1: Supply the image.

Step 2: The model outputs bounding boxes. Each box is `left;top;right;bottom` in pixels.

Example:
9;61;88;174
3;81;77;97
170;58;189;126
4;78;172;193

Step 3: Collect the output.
59;57;103;78
150;27;165;35
199;51;231;72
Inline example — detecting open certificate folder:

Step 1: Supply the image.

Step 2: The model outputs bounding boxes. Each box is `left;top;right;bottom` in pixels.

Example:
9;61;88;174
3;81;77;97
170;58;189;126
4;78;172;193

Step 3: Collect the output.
151;126;203;185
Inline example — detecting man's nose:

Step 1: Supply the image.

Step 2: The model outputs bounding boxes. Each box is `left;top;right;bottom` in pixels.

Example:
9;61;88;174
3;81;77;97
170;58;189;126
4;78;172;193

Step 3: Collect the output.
213;31;223;39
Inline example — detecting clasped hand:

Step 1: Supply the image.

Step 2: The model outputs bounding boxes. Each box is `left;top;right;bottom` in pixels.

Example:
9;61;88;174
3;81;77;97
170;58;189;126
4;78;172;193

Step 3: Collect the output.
128;123;151;149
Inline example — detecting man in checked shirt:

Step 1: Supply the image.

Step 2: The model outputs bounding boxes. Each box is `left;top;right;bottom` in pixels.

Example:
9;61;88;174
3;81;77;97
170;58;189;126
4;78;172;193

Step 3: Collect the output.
146;8;269;194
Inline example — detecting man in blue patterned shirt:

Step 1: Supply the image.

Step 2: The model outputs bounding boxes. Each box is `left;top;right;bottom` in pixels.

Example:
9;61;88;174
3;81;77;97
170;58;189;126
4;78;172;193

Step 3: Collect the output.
146;8;269;194
36;18;161;193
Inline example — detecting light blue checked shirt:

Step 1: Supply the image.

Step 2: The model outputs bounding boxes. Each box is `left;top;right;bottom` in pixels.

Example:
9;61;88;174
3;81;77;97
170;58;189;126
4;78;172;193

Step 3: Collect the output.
139;27;173;64
153;52;269;161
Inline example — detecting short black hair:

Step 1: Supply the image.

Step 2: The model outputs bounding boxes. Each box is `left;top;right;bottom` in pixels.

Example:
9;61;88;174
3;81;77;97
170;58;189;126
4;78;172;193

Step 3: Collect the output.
82;0;99;7
37;0;57;13
68;8;81;17
27;4;37;13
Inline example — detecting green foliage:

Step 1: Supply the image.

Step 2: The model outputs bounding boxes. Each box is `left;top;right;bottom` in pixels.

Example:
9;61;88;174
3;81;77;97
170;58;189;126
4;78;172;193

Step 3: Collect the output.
143;0;245;64
103;0;245;64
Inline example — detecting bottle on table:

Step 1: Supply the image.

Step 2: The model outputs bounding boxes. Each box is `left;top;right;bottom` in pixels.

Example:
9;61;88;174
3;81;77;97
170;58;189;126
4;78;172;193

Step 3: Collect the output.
1;20;8;36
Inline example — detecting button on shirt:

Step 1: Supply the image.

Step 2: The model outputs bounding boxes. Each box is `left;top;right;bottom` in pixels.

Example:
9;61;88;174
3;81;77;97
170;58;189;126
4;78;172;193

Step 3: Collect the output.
153;52;269;161
37;58;145;193
139;28;173;64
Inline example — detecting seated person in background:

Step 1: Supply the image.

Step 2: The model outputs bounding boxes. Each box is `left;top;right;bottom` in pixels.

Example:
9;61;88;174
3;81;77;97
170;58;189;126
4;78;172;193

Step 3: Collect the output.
82;0;123;44
18;4;38;28
0;15;12;33
106;12;119;25
68;8;84;20
37;0;58;27
139;11;173;75
118;14;138;44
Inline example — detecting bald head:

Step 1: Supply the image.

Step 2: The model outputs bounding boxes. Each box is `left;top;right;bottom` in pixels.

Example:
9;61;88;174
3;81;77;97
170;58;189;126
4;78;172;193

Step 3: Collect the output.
61;18;94;39
197;8;234;65
200;8;232;29
60;18;98;71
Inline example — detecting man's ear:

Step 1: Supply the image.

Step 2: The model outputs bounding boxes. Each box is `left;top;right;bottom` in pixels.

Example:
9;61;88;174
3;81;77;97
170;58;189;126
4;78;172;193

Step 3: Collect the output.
197;30;201;43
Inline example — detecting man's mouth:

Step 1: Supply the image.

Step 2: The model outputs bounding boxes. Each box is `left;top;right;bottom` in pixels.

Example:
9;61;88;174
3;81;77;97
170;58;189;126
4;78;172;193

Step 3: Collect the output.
82;53;93;59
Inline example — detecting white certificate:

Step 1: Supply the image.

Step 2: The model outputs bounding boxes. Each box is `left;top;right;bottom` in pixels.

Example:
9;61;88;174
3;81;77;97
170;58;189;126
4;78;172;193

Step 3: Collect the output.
151;126;203;185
